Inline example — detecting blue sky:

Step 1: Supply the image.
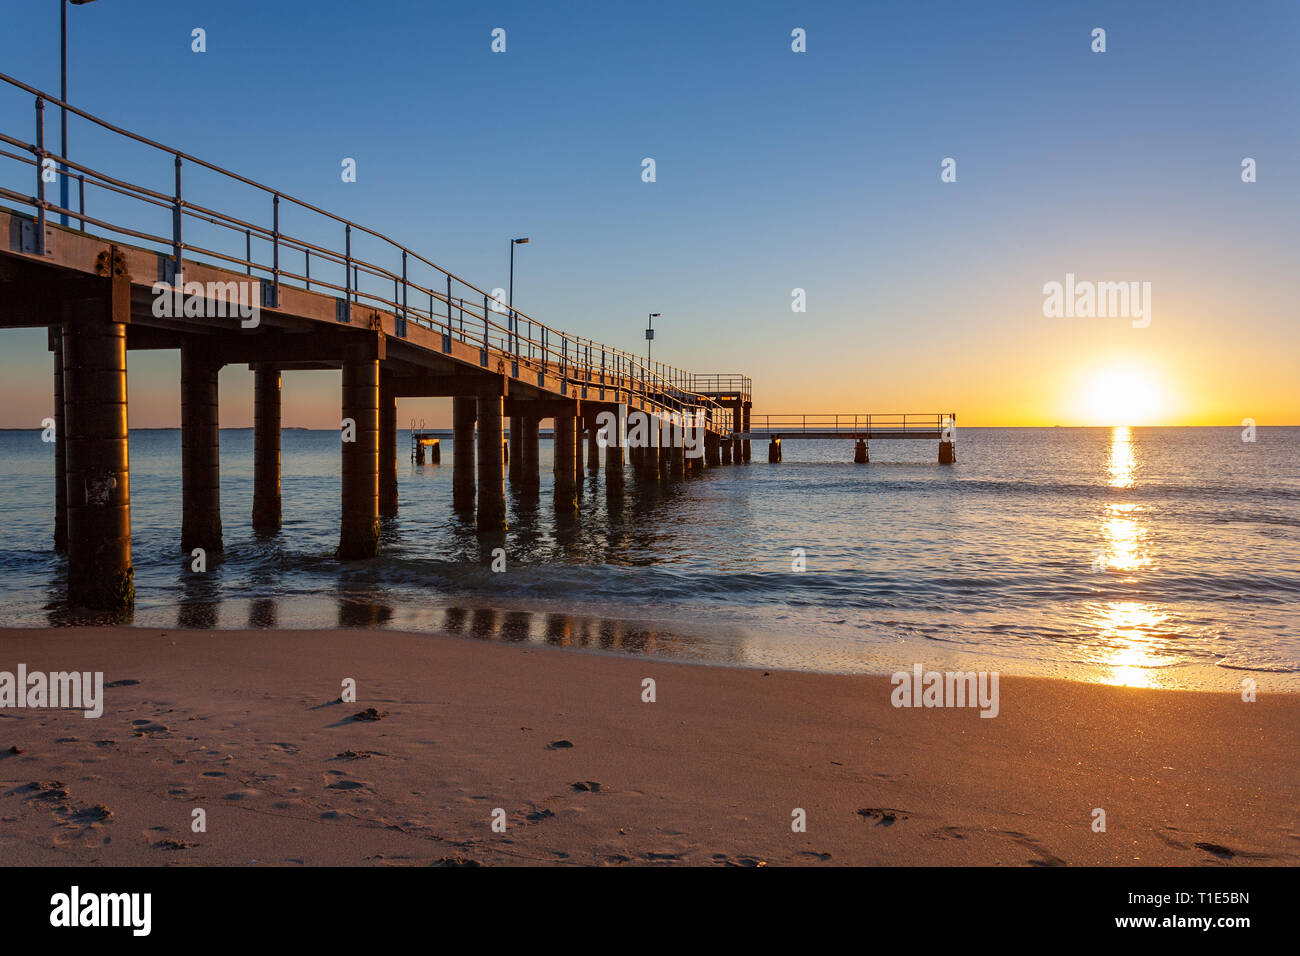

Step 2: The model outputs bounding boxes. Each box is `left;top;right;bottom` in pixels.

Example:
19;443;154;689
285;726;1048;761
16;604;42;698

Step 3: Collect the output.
1;0;1296;425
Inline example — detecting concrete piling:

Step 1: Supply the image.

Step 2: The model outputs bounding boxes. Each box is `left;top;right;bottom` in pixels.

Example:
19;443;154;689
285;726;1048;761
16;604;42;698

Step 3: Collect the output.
553;411;579;509
62;277;133;610
180;342;223;553
519;415;540;491
508;414;523;483
378;374;398;517
767;437;781;463
605;443;624;496
854;439;868;464
586;418;600;473
742;402;752;462
705;432;722;467
939;440;956;464
51;326;67;552
641;415;660;483
452;395;476;512
476;390;507;533
252;364;282;531
339;343;380;557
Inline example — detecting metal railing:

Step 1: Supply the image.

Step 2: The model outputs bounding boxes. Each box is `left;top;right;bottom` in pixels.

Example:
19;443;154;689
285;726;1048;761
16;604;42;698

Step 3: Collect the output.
0;72;731;426
687;373;752;399
742;414;956;435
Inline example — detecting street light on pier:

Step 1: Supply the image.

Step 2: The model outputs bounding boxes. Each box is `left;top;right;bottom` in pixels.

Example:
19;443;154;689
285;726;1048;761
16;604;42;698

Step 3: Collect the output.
646;312;660;367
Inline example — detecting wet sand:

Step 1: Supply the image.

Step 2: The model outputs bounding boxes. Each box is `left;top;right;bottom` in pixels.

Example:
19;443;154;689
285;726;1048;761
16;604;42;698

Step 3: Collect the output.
0;626;1295;866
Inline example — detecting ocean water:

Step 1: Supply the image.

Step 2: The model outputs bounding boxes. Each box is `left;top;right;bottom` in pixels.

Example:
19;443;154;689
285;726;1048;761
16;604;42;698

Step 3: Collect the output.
0;426;1297;690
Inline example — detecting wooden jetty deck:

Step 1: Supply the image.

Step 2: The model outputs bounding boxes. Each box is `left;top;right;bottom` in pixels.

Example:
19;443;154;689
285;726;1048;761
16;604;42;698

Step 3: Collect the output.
0;72;953;613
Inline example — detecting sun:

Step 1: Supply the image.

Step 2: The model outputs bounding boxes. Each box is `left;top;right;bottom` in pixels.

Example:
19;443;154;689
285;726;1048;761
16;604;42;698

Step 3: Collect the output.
1076;363;1167;425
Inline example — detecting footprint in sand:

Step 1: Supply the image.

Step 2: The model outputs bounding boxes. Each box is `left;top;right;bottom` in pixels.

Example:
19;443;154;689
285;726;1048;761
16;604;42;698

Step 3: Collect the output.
857;807;907;826
327;779;371;791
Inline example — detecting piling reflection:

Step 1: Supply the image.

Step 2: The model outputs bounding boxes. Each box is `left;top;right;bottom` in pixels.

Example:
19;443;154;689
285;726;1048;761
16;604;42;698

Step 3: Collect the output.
432;605;709;658
177;565;219;629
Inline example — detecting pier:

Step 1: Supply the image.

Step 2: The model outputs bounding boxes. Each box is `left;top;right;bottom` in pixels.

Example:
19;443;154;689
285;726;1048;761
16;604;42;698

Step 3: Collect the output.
0;73;954;613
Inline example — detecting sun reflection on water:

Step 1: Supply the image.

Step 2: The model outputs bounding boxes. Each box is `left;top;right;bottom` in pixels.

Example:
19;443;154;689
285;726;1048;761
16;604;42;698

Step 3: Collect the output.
1108;424;1136;489
1087;426;1172;687
1093;600;1171;687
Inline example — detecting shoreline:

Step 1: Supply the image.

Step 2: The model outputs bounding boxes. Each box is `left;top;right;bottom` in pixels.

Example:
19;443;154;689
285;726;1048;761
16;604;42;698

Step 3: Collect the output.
0;625;1296;866
8;609;1294;693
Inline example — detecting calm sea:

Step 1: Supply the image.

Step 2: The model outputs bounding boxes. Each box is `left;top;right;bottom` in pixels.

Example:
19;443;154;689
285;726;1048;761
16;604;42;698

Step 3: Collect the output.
1;426;1297;690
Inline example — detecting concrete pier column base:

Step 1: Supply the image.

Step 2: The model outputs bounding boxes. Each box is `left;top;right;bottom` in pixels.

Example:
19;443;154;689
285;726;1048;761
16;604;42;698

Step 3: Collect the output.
63;280;133;610
252;365;282;530
706;434;721;467
452;396;476;513
768;438;782;463
939;441;956;464
519;416;540;491
181;342;223;553
641;419;660;484
742;403;752;462
721;439;733;464
586;419;600;473
854;439;868;464
379;375;398;517
508;415;523;484
605;444;624;496
339;345;380;557
553;412;579;510
51;326;67;552
477;392;508;533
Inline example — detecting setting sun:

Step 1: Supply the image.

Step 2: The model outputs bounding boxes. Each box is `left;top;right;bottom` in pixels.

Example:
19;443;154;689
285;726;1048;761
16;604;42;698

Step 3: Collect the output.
1076;363;1168;426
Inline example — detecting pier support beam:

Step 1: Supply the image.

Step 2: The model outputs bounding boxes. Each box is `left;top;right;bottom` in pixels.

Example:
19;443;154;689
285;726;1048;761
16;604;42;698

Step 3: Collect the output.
706;433;722;467
62;279;134;610
721;437;733;464
553;410;579;509
181;342;223;553
658;419;671;482
252;365;282;531
641;416;660;484
606;443;624;495
574;419;584;477
452;395;476;512
339;344;380;557
519;415;540;491
477;388;508;533
586;417;600;474
379;374;398;517
51;327;67;552
768;438;782;463
854;439;868;464
742;402;752;462
508;415;523;484
939;440;956;464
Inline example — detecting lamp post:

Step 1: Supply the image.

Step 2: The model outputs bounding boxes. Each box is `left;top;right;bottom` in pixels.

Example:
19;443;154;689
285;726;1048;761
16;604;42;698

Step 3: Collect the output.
646;312;660;366
61;0;100;228
508;237;528;356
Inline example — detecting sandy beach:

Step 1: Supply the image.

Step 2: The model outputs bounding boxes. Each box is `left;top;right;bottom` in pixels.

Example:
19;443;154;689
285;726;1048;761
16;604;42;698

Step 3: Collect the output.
0;626;1294;867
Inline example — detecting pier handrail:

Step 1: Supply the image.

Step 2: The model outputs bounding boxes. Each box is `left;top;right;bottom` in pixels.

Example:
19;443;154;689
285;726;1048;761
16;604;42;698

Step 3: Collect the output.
0;71;729;424
741;413;956;435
